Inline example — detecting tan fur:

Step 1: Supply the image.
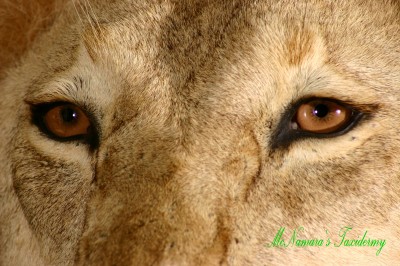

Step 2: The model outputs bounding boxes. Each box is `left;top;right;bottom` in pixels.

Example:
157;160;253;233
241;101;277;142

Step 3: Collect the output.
0;0;65;77
1;0;400;265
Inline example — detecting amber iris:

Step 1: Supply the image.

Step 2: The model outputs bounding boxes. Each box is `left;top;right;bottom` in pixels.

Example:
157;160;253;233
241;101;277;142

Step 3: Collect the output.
43;104;90;138
295;100;352;133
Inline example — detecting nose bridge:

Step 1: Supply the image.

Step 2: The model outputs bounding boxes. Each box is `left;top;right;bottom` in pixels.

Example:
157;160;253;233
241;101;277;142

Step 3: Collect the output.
76;124;219;265
97;124;179;188
77;114;262;264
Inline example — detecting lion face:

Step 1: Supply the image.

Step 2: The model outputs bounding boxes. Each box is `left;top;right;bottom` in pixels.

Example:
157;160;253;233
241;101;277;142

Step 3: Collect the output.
1;0;400;265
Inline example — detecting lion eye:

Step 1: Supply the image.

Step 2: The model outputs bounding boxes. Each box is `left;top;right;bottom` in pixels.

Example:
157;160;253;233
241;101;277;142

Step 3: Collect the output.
42;104;91;138
292;100;353;134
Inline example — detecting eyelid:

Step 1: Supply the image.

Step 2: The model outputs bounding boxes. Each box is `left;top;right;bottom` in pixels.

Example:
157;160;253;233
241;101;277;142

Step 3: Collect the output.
30;101;101;148
269;97;377;151
24;78;83;105
292;96;379;115
25;94;74;106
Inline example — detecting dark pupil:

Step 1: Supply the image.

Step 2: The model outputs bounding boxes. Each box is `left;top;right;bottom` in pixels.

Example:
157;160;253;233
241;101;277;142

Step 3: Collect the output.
60;107;78;123
313;104;329;118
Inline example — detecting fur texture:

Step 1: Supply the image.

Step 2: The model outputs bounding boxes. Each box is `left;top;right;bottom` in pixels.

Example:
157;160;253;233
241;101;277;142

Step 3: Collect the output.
1;0;400;265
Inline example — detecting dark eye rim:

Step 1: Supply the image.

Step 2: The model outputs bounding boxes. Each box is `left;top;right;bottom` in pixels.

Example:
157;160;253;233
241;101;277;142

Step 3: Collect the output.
30;101;99;148
269;97;373;150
